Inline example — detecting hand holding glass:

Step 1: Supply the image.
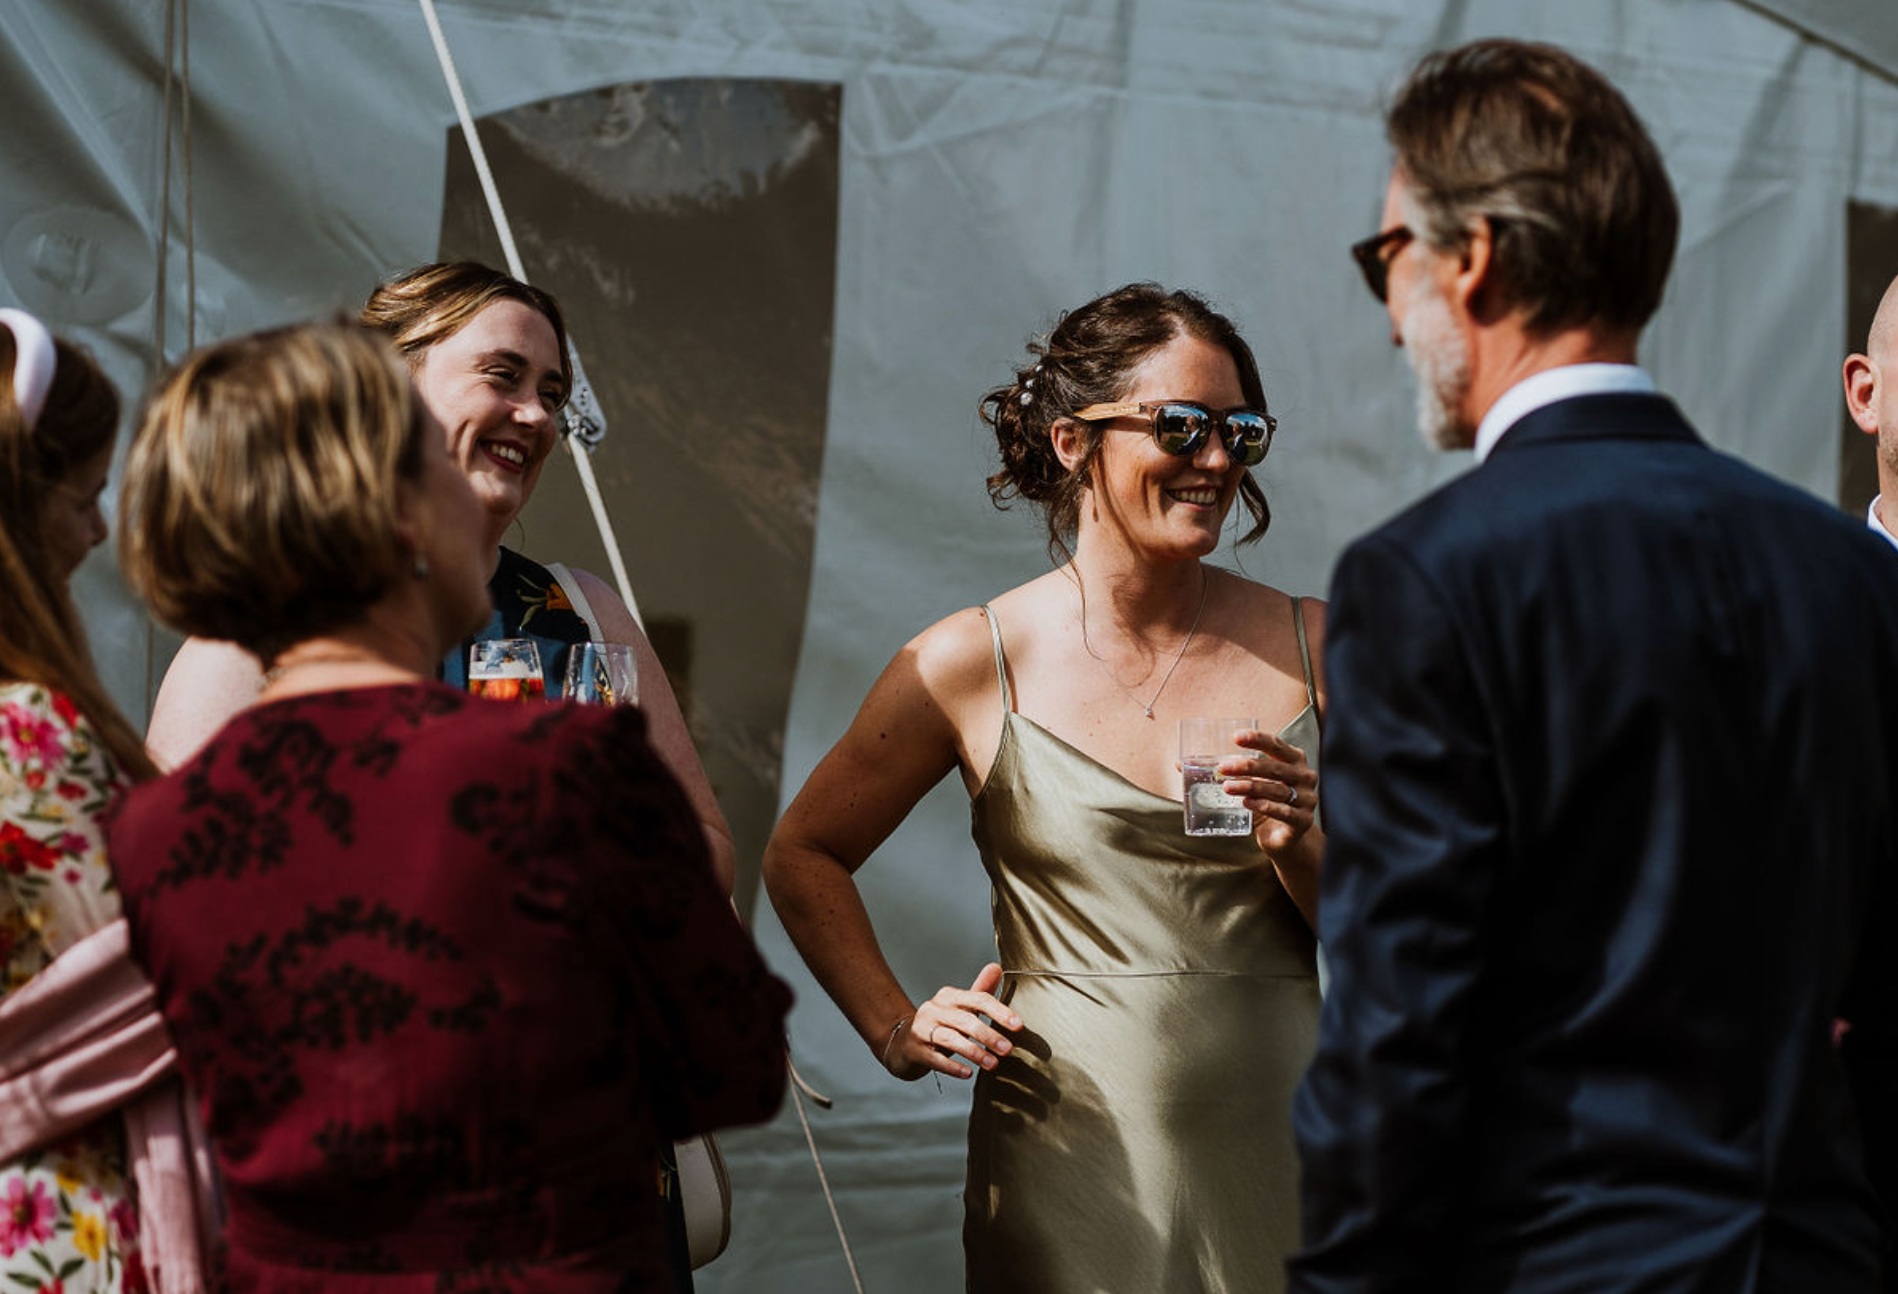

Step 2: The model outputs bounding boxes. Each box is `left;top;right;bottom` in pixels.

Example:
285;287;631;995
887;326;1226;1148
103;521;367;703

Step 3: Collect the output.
468;638;545;702
563;641;638;707
1180;717;1256;837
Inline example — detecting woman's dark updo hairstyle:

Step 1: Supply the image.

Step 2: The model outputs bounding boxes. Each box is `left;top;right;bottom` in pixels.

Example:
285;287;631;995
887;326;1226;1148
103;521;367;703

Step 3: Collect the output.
981;282;1271;564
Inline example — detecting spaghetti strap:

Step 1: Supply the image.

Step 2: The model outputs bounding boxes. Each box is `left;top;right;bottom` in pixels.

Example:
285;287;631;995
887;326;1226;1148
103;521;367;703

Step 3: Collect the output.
1291;595;1318;712
981;604;1014;716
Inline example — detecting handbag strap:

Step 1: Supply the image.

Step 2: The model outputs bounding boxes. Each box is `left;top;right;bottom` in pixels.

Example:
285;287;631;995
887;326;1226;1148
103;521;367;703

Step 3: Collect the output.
546;561;605;640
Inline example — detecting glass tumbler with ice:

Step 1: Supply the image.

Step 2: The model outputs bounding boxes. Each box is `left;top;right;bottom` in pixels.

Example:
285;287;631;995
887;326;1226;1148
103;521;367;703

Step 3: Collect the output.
1179;717;1256;837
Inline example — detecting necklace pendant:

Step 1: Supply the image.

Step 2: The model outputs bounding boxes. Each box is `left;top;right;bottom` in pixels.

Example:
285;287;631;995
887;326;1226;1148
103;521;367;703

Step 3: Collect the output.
1081;565;1211;725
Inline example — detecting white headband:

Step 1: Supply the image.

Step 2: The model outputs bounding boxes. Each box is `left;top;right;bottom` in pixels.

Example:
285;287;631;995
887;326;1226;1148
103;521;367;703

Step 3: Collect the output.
0;308;57;431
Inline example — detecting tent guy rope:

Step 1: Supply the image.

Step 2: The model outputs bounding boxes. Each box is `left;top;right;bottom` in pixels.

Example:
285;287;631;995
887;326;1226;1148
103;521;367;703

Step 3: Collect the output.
416;0;641;625
414;4;866;1287
147;0;196;714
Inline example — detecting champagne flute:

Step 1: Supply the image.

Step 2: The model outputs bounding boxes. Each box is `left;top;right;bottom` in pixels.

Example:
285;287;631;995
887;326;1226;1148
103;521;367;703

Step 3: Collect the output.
468;638;546;702
562;641;638;707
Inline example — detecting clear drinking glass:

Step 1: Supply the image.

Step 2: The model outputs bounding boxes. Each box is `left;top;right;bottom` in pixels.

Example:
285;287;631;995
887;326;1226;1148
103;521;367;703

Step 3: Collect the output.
1179;717;1256;837
562;641;638;707
468;638;546;702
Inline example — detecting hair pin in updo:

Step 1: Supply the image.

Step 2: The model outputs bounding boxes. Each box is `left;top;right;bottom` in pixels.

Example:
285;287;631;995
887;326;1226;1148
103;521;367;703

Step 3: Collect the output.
1018;360;1045;407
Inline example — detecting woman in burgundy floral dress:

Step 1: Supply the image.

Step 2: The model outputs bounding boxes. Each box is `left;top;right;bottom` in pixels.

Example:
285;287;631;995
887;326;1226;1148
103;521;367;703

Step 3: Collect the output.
110;322;789;1292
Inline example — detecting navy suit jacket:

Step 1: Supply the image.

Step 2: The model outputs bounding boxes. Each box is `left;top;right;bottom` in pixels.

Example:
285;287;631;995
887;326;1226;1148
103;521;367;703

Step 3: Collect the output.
1291;393;1898;1294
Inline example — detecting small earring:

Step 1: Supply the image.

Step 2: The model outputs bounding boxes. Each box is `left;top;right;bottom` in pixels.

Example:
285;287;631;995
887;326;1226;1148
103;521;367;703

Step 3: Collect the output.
413;553;430;579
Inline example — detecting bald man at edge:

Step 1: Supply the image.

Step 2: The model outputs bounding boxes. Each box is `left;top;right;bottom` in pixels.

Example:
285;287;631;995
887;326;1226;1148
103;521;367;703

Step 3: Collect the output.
1846;273;1898;552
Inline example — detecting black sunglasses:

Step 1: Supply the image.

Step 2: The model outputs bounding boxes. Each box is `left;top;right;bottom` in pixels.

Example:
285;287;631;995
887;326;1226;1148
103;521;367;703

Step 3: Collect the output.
1349;225;1413;303
1068;401;1276;467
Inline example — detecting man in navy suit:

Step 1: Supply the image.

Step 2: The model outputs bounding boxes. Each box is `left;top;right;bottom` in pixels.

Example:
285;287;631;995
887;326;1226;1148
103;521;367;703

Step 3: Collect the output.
1290;39;1898;1293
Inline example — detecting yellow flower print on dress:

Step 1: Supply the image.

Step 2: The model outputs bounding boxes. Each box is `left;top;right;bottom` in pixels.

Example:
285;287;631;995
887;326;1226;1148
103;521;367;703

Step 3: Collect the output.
516;570;574;632
1;685;140;1287
71;1209;106;1261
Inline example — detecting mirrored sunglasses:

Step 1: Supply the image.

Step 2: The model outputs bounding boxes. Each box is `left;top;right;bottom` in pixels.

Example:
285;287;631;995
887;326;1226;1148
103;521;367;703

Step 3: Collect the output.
1068;401;1276;467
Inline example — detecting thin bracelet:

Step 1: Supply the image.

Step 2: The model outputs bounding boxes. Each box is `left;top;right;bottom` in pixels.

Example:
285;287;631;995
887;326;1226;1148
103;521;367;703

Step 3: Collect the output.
880;1012;915;1069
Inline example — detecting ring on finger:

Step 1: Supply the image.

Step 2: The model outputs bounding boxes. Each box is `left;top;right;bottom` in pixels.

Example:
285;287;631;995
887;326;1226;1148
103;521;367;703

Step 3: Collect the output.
1287;786;1299;807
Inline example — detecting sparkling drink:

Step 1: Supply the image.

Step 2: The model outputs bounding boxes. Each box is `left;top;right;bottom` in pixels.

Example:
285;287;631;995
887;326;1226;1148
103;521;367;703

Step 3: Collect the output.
1182;760;1252;837
1179;717;1256;838
562;642;638;707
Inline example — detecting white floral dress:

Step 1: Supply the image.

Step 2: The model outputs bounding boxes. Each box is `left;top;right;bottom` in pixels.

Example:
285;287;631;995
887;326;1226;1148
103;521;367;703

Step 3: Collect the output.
0;683;145;1293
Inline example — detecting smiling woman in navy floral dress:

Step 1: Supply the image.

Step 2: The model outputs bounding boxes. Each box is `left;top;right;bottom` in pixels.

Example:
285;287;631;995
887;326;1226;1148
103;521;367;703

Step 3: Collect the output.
109;321;790;1292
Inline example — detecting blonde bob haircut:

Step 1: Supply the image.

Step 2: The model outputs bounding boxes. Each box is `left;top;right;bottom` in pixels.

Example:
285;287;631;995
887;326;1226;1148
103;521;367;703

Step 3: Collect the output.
119;321;425;666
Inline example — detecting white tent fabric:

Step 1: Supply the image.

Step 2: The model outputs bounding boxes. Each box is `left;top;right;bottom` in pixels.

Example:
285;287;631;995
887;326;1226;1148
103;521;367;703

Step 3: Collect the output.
6;2;1898;1291
1739;0;1898;80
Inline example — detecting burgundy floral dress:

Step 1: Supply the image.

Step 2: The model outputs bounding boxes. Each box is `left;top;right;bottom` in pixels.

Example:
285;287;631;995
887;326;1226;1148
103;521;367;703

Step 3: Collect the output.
0;683;146;1293
106;683;790;1292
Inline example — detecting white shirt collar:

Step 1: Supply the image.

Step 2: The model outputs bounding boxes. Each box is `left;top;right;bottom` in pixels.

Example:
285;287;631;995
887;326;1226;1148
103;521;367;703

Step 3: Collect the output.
1472;364;1658;464
1870;497;1898;552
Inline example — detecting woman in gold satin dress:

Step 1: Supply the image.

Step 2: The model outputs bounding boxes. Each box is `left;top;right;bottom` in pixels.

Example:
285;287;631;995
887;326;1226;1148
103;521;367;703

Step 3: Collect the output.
764;283;1324;1293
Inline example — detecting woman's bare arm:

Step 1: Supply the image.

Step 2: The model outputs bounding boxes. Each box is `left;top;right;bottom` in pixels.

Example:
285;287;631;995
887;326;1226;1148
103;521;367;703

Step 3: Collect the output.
764;610;1020;1080
572;568;737;896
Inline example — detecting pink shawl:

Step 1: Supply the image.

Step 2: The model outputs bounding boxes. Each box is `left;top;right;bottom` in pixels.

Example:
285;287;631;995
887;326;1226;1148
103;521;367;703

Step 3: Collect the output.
0;918;217;1293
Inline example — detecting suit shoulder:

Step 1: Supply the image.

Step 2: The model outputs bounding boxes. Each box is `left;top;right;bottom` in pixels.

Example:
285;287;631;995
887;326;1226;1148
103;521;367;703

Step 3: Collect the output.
1338;468;1502;579
1701;449;1898;564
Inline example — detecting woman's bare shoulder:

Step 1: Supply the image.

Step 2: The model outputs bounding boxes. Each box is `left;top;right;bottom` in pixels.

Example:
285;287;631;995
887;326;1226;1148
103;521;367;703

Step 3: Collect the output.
1218;572;1327;693
904;571;1070;691
147;638;266;770
902;605;1002;701
1221;571;1324;623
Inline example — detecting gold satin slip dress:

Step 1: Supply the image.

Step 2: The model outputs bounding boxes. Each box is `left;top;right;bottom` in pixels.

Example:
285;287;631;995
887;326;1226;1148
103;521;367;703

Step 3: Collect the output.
963;600;1322;1294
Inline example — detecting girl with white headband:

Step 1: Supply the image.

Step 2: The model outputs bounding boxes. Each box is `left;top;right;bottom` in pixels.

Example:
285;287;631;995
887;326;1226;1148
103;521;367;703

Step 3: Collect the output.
0;309;212;1293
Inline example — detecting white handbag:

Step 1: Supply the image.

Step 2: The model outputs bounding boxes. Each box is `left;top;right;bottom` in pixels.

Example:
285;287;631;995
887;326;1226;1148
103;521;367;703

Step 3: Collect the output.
674;1133;731;1269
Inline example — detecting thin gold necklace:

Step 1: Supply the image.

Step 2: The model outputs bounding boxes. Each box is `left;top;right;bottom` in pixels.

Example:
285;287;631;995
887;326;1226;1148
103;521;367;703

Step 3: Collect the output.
1080;567;1211;719
261;651;397;686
